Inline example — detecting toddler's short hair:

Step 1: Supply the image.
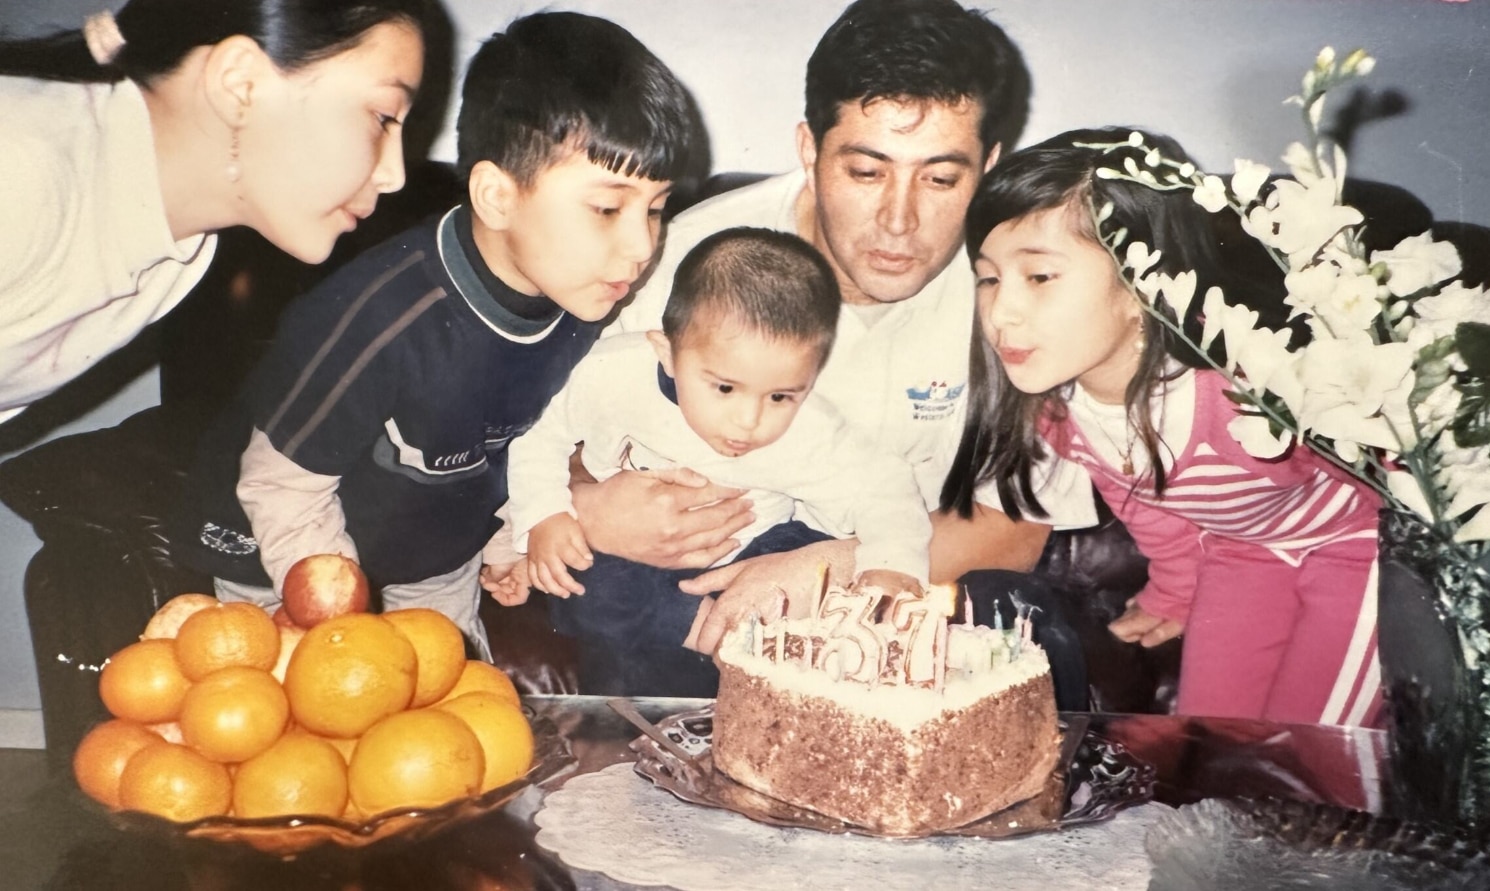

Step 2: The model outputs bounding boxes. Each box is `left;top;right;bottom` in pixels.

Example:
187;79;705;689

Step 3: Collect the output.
456;12;702;187
662;228;841;365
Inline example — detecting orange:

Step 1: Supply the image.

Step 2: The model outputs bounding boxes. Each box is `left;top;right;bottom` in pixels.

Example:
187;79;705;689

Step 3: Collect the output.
384;608;466;707
173;601;280;681
347;709;484;815
231;731;349;819
73;719;162;809
178;666;289;763
435;660;520;708
118;740;233;822
283;613;417;739
99;639;192;724
436;692;534;792
269;623;306;684
141;593;219;640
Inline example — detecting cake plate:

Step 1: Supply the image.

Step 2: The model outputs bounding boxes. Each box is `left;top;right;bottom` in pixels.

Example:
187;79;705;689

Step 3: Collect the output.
628;705;1155;840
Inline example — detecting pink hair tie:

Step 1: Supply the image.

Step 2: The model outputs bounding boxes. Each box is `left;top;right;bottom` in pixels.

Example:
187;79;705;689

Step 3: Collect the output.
83;10;126;66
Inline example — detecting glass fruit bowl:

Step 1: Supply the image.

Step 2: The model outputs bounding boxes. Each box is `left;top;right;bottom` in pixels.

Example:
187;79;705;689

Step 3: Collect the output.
104;709;573;856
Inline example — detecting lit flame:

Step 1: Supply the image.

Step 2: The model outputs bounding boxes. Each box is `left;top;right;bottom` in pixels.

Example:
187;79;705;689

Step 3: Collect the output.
928;583;958;617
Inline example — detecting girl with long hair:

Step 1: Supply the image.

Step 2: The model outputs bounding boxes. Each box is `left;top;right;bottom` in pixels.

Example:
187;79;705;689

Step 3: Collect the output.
943;128;1381;725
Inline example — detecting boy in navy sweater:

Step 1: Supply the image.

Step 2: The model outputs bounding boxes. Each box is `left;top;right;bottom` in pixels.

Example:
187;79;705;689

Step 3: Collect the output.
174;12;700;657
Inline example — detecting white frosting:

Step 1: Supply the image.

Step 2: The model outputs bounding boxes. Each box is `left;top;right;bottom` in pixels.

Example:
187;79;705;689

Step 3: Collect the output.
719;619;1051;731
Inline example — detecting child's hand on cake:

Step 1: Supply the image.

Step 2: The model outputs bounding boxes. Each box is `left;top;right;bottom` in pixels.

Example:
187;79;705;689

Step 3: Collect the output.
1109;598;1184;647
480;561;531;606
851;569;924;598
526;513;594;597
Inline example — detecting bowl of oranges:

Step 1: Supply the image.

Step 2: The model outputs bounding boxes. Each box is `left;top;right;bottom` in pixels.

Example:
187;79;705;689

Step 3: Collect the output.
72;557;573;855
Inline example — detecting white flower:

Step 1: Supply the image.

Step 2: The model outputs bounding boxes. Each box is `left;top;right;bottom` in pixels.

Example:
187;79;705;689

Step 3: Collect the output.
1245;177;1363;269
1192;175;1229;213
1229;413;1293;459
1387;470;1435;522
1124;241;1162;277
1293;336;1416;453
1373;232;1464;297
1200;288;1256;362
1231;160;1272;205
1406;281;1490;363
1288;262;1383;336
1415;378;1463;438
1135;270;1199;318
1282;141;1320;184
1454;508;1490;544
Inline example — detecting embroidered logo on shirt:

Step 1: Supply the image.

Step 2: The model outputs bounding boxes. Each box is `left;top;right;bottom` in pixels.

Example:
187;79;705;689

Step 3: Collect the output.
905;380;965;421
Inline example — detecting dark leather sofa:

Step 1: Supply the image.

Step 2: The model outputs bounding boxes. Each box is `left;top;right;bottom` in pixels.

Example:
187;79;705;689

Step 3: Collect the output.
0;163;1179;773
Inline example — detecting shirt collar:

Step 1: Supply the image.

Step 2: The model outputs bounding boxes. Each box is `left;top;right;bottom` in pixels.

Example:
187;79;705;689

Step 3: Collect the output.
103;80;212;272
657;362;679;405
438;206;565;339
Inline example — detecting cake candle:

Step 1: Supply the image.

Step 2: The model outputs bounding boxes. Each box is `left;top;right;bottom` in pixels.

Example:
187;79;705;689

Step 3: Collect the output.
933;616;948;692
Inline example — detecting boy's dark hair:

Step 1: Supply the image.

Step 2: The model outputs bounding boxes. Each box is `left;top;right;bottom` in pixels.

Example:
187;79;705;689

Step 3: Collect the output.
804;0;1030;157
663;227;841;366
0;0;430;85
456;12;703;188
943;127;1257;521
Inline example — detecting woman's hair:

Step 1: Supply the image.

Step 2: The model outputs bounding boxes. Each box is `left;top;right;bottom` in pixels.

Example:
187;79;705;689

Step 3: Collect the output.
0;0;430;86
941;126;1241;521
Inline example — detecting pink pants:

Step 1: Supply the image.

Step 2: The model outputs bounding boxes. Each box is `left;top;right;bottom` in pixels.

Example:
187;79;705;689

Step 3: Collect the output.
1177;534;1382;727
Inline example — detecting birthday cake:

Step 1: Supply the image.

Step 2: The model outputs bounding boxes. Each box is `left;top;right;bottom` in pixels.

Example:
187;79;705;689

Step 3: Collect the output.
711;582;1061;836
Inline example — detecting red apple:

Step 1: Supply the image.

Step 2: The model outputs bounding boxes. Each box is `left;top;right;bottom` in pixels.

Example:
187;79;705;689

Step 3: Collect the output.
281;554;370;628
271;606;299;629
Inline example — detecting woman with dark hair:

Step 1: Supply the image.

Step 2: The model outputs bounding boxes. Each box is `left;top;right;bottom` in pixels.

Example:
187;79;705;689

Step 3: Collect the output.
0;0;430;423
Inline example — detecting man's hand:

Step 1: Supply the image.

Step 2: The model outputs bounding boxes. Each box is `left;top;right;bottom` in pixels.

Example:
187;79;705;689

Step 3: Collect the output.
929;503;1050;582
681;539;857;653
572;468;754;569
853;568;923;597
480;561;531;607
526;513;592;597
1109;598;1184;647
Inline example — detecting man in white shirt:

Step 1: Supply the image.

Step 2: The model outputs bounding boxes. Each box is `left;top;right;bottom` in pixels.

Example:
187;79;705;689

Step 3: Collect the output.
566;0;1094;707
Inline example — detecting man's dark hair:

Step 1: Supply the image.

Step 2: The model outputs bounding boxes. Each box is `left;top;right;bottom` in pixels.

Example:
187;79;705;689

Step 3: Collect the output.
456;11;704;187
663;227;841;366
804;0;1030;157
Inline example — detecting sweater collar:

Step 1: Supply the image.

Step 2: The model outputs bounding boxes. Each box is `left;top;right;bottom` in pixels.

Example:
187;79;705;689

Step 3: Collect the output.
104;80;213;273
438;206;565;339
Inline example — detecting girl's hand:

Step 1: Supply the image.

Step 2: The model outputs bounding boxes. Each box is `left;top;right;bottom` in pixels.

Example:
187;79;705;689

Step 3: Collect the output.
1109;599;1184;647
527;513;593;597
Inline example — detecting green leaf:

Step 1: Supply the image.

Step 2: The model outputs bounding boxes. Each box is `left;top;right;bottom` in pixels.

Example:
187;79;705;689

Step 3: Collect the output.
1457;322;1490;377
1452;377;1490;448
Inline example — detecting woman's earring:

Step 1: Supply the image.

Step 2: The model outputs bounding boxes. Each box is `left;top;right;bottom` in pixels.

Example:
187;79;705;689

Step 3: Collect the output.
225;126;241;183
1133;317;1146;355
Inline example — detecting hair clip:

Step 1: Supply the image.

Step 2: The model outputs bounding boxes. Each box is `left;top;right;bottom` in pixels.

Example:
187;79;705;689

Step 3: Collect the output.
83;10;126;66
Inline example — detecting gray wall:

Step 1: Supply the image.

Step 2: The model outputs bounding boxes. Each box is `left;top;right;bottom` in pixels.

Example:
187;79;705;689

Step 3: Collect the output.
1;0;1487;743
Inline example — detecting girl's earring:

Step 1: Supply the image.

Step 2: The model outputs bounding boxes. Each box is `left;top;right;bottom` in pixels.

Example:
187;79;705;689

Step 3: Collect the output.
1133;317;1146;355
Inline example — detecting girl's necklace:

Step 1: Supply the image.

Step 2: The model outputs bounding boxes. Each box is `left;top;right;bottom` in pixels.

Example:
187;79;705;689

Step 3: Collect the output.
1095;422;1138;476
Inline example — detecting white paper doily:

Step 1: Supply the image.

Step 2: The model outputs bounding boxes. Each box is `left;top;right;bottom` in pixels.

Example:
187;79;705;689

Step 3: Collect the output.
535;763;1164;890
